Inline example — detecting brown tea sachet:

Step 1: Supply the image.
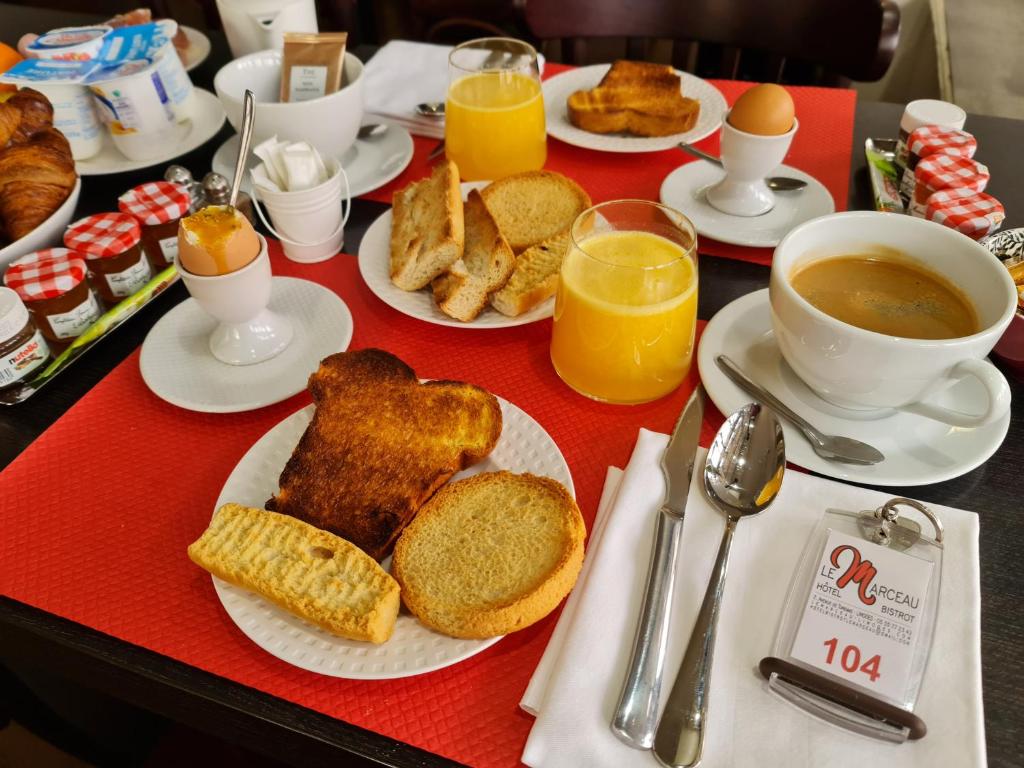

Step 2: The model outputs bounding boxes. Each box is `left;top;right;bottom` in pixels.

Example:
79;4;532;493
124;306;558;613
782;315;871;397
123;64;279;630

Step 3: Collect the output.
280;32;348;103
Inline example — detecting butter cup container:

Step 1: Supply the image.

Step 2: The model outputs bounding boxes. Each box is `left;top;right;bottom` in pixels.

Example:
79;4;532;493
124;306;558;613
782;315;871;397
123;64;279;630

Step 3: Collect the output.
86;58;179;161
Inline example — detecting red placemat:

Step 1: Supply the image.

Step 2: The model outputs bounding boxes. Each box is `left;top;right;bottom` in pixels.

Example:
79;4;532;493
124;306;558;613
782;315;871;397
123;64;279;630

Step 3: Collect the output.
361;64;856;266
0;243;724;768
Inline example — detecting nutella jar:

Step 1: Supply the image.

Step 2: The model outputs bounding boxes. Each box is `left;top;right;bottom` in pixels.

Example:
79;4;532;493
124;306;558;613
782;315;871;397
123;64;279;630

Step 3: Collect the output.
910;154;990;218
3;248;102;342
0;287;51;391
64;212;152;305
895;99;967;205
119;181;190;270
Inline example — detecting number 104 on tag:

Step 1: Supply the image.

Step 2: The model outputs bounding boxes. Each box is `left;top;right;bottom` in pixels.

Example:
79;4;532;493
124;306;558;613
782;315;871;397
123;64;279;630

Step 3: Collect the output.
790;529;934;702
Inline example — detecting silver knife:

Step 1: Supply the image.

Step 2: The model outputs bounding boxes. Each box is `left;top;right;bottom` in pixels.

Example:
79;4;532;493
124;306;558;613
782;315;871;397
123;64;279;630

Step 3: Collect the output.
612;386;705;749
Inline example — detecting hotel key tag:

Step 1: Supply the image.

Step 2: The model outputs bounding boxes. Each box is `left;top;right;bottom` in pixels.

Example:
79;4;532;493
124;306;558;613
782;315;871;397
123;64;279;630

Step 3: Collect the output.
759;498;944;743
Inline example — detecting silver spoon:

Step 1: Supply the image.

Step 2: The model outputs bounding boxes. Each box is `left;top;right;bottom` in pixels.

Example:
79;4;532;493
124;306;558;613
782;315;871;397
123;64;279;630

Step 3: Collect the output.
230;89;256;209
678;142;807;191
357;123;387;139
654;403;785;768
416;101;445;117
716;355;885;465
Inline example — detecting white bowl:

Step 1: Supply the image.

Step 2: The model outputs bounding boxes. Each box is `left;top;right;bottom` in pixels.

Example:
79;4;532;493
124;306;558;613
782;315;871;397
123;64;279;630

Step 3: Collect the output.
0;178;82;274
214;50;364;161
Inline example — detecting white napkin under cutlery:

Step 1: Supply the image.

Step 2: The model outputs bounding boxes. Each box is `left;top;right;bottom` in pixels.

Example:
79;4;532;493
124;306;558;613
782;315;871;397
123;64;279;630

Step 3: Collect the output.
521;429;985;768
362;40;452;139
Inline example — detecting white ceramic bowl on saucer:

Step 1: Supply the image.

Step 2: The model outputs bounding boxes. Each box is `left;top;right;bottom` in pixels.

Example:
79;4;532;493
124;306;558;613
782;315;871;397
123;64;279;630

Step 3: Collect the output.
0;179;81;273
214;49;364;160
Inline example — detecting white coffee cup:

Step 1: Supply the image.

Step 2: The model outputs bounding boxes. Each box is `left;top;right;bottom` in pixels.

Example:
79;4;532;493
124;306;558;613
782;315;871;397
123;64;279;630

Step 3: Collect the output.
177;234;293;365
706;112;798;217
770;211;1016;428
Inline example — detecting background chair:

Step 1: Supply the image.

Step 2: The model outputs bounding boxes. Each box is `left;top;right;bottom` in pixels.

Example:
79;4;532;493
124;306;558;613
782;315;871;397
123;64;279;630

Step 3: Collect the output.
522;0;901;86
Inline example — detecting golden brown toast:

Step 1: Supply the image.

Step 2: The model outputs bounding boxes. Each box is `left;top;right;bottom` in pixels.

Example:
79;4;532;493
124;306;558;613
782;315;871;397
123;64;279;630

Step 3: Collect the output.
567;60;700;137
266;350;502;561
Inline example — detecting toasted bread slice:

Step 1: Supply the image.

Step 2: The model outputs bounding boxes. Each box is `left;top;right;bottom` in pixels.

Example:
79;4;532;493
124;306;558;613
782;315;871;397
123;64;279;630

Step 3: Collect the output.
188;503;401;644
266;350;502;561
390;160;464;290
431;189;515;322
490;231;570;316
480;171;591;253
392;472;586;639
567;60;701;137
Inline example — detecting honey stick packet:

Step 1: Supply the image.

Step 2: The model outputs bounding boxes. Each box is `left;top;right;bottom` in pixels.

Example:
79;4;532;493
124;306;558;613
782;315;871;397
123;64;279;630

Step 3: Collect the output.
279;32;348;103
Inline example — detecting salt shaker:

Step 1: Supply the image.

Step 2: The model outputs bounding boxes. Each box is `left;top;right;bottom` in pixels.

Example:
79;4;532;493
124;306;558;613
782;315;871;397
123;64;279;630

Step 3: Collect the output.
164;165;206;213
202;172;254;222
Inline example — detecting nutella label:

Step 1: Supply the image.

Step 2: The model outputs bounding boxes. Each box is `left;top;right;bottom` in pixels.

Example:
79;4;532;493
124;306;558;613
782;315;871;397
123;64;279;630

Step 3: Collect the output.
289;65;327;102
49;289;101;339
0;329;49;386
104;253;152;298
158;235;179;263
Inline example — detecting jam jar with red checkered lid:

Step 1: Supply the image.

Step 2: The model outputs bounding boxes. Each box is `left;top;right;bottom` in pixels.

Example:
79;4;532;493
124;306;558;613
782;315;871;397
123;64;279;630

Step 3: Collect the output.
118;181;190;270
909;154;990;218
64;212;152;305
3;248;102;342
0;287;50;391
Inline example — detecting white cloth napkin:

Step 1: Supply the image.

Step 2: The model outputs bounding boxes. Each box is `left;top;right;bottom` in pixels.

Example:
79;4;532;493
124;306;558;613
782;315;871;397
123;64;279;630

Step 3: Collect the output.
362;40;451;139
521;429;985;768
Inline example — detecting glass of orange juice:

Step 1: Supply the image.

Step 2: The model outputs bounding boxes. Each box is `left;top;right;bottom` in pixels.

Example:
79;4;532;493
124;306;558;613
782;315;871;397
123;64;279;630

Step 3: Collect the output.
445;37;546;181
550;200;698;404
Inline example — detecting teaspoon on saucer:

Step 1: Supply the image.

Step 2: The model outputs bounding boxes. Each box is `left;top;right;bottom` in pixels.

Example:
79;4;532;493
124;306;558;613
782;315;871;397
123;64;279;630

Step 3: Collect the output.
357;123;388;139
678;142;808;191
716;354;885;465
416;101;445;117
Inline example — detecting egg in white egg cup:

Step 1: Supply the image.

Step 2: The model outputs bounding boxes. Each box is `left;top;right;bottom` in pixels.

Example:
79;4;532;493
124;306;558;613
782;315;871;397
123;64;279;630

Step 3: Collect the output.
706;113;798;217
177;234;294;365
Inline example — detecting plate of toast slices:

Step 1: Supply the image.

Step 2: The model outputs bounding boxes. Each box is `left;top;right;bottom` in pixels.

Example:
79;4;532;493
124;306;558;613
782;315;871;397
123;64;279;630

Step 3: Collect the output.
542;60;727;153
359;162;591;327
199;349;581;679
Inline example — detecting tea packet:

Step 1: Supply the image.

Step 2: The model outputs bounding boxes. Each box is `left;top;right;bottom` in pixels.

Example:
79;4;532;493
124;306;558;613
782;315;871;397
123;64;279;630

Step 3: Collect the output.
279;32;348;103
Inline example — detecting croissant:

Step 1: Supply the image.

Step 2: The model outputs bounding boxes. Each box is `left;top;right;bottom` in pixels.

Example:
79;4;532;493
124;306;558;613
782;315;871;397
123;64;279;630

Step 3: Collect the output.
0;127;76;240
3;88;54;145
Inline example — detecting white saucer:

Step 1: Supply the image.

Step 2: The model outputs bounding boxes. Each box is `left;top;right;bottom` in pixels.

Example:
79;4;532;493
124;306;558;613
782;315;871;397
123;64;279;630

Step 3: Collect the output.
75;89;226;176
213;123;415;198
698;289;1011;486
181;26;212;72
660;163;834;247
140;277;352;413
542;64;727;152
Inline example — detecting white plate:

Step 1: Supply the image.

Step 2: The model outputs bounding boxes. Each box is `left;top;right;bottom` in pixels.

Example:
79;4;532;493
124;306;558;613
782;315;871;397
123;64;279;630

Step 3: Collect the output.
659;162;835;248
0;179;80;273
75;88;225;176
542;64;727;153
698;289;1011;486
358;181;554;328
213;394;574;679
140;277;352;413
181;26;212;72
212;122;415;198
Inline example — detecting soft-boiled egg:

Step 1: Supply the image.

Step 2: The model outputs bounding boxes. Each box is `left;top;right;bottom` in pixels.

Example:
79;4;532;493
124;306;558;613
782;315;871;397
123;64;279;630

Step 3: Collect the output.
178;205;260;276
728;84;795;136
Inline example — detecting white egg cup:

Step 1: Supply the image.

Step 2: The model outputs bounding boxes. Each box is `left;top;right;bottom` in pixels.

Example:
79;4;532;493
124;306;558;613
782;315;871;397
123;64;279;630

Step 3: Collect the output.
706;113;798;217
177;234;294;365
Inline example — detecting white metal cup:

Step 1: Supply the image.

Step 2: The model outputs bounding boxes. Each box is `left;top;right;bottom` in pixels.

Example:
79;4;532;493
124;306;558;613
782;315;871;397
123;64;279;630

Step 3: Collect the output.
706;112;798;217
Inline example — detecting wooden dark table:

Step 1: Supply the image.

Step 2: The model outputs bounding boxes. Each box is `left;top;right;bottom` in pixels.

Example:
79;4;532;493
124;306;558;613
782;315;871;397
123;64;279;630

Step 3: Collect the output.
1;5;1021;767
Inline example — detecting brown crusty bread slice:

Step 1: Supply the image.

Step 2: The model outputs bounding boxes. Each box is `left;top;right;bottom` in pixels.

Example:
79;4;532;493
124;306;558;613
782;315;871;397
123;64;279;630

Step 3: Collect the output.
188;503;401;644
567;60;701;137
431;189;515;322
391;471;586;639
390;159;464;290
266;349;503;561
490;231;570;316
480;171;591;253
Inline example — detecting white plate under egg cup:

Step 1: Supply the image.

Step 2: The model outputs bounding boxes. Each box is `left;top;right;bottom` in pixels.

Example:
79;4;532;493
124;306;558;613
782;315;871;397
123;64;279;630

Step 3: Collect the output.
139;276;353;413
698;289;1011;486
212;122;415;198
212;395;574;679
660;161;834;248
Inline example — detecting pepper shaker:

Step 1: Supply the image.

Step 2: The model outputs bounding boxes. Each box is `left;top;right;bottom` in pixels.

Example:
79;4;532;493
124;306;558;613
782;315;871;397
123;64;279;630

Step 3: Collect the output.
164;165;206;214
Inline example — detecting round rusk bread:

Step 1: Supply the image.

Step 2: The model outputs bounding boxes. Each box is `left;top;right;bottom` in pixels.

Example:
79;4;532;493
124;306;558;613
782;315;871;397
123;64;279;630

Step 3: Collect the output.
391;471;586;639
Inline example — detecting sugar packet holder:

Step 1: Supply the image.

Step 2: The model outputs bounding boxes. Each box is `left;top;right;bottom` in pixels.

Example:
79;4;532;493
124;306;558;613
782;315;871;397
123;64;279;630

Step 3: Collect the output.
759;498;944;744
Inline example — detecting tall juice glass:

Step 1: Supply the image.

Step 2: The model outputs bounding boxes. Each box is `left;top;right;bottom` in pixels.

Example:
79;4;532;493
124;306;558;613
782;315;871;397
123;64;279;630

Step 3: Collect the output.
550;200;698;404
445;37;546;181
